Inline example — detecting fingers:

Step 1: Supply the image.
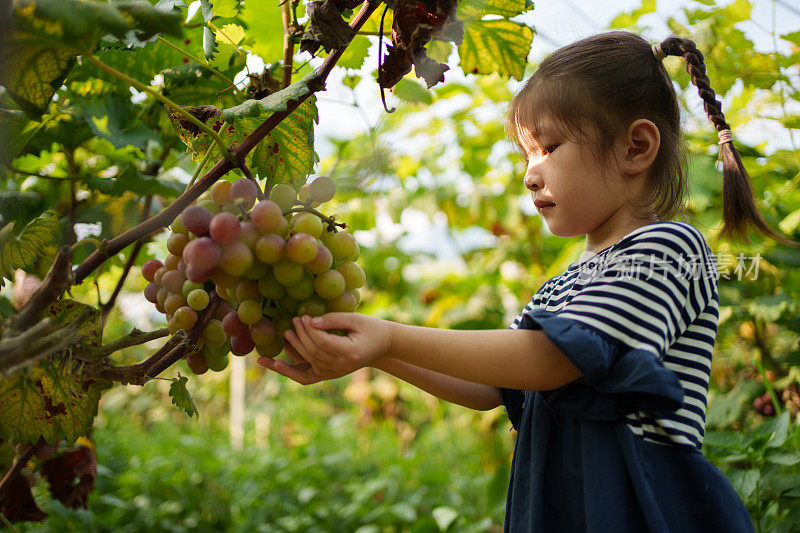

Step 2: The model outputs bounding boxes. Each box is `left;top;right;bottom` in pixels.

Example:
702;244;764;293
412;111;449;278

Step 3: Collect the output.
295;315;352;356
283;339;307;364
307;312;358;331
257;356;321;385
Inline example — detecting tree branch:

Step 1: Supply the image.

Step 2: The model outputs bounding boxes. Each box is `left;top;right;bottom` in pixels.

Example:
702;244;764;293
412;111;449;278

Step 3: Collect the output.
281;0;296;89
84;330;187;385
0;441;40;502
10;246;74;335
82;328;170;361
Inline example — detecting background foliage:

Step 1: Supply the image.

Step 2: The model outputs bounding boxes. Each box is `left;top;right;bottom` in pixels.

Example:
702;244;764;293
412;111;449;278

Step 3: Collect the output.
1;0;800;531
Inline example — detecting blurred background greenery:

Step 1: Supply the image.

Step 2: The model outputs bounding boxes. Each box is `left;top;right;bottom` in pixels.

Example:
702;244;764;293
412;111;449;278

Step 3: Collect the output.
5;0;800;531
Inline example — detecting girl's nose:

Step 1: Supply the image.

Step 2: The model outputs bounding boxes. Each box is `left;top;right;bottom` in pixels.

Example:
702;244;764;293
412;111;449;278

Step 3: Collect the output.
524;169;541;191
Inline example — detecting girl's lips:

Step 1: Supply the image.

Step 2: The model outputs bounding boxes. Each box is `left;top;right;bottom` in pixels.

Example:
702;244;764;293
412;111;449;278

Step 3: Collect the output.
534;199;556;209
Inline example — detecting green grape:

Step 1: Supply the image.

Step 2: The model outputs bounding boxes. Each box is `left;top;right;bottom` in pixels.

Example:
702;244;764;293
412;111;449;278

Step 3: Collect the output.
204;346;230;372
327;231;359;262
173;306;198;331
269;183;297;212
202;318;227;346
298;183;312;204
251;200;283;233
210;180;232;205
291;212;323;238
255;234;286;264
298;296;327;317
182;280;204;298
167;233;190;256
286;273;315;300
277;294;299;315
212;266;239;289
164;254;180;272
255;338;283;358
286;233;318;264
239;221;260;248
273;258;305;286
198;199;221;215
171;216;188;235
309;175;336;203
157;287;169;308
245;259;269;280
327;290;358;312
237;299;263;326
336;261;366;290
273;216;290;238
273;315;293;339
258;271;286;300
314;270;345;299
187;289;210;311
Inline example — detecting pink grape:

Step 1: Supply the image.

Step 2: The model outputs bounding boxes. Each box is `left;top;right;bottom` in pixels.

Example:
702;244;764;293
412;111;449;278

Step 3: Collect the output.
305;245;333;274
167;233;190;256
142;259;163;282
223;312;249;337
251;318;276;346
162;270;186;293
209;212;241;245
236;279;261;301
164;254;180;271
186;264;213;283
237;300;263;326
210;180;232;205
157;287;168;307
314;270;345;299
327;232;359;262
220;241;253;276
164;293;188;316
144;282;161;303
153;266;167;284
238;221;260;248
230;178;259;210
327;290;358;312
336;261;366;290
181;205;213;236
177;258;187;277
286;233;318;264
251;200;283;233
255;234;286;264
187;352;209;374
291;212;323;238
230;334;255;356
213;301;234;321
182;237;221;271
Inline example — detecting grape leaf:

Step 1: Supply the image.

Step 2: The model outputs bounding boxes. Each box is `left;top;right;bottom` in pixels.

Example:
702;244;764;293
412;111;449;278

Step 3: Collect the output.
169;374;198;418
0;211;61;285
40;445;97;509
458;19;532;80
0;473;48;523
47;299;103;352
0;358;110;445
81;95;159;149
240;0;285;62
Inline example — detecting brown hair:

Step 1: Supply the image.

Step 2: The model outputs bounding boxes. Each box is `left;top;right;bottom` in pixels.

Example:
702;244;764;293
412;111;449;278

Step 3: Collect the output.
507;30;796;247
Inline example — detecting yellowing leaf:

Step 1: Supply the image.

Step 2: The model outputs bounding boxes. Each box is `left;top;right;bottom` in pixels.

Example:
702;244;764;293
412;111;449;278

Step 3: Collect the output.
458;19;532;80
0;211;61;284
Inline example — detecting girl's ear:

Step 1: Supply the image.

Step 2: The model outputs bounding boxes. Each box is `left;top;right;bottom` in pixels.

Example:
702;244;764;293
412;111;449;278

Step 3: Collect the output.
620;119;660;176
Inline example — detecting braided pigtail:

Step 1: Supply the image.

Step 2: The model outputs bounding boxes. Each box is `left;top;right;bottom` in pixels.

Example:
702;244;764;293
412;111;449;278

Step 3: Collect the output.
659;36;797;247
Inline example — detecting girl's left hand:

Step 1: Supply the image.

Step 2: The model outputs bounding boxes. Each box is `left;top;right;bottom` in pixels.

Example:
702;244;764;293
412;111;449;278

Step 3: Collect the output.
257;313;392;384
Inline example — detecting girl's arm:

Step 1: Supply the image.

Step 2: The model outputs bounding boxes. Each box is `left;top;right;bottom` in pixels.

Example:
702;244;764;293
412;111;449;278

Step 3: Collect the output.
279;314;582;391
370;357;503;411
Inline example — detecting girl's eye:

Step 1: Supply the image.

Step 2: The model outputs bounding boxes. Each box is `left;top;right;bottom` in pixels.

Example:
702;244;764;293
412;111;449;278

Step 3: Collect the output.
543;144;559;155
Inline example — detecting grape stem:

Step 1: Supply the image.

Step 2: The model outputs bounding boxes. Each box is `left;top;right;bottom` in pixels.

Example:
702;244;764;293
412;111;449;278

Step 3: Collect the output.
286;206;347;232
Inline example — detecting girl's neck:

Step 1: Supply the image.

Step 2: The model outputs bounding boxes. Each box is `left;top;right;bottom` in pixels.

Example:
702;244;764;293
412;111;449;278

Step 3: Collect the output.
584;210;660;254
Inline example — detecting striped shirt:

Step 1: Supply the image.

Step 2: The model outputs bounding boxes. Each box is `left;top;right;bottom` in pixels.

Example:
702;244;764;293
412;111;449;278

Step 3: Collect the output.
508;221;719;450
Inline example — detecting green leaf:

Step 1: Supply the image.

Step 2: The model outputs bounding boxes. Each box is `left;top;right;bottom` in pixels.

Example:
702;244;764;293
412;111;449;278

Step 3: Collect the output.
0;211;61;284
393;79;434;105
241;0;285;62
766;451;800;466
609;0;656;28
781;31;800;47
169;374;198;418
337;35;371;71
221;73;317;121
203;25;218;61
458;19;532;80
766;411;790;449
81;95;158;149
0;356;110;445
0;190;43;228
47;299;103;352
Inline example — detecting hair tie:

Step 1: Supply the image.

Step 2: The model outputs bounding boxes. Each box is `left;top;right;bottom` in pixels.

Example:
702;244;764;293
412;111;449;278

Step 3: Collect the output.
652;43;666;61
717;129;733;145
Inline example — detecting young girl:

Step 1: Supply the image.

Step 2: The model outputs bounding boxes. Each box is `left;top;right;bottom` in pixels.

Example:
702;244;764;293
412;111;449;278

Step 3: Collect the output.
258;32;790;531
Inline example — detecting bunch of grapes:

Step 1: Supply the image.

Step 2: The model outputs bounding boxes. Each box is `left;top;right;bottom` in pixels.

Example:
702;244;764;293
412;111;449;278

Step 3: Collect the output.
141;176;365;375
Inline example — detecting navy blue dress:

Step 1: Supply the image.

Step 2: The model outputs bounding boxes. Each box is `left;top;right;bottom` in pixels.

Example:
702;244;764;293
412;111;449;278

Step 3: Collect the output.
500;222;753;532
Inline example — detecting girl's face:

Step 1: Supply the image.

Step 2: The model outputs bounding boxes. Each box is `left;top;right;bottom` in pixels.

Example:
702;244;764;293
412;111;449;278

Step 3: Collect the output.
518;118;649;251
